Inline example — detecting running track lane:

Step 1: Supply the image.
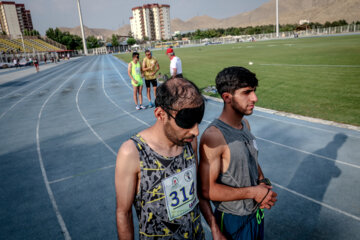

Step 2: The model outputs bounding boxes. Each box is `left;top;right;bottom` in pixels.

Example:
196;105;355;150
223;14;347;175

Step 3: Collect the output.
1;55;359;240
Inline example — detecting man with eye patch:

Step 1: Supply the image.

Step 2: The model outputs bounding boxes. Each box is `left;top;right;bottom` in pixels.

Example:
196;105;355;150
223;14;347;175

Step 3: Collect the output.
115;78;225;239
199;67;277;240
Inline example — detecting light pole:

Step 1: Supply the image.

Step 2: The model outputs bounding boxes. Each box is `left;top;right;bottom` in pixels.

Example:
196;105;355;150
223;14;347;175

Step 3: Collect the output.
76;0;88;55
20;33;26;53
276;0;279;37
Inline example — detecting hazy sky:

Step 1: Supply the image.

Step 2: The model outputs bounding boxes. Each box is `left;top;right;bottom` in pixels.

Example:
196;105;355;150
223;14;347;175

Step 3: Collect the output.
20;0;269;35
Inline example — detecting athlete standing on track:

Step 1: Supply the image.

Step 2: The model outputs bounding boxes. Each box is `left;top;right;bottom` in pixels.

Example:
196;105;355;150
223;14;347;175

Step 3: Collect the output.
142;50;159;108
33;56;39;73
128;52;146;110
115;77;225;240
199;67;277;240
166;48;183;78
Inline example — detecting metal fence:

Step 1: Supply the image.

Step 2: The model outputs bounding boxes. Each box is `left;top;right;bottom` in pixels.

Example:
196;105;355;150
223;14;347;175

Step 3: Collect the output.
112;24;360;53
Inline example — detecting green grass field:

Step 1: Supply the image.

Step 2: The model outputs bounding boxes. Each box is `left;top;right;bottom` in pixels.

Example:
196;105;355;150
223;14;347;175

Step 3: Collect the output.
115;35;360;126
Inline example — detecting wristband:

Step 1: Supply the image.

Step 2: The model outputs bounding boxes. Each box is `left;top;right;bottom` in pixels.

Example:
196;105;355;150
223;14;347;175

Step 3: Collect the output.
257;178;271;186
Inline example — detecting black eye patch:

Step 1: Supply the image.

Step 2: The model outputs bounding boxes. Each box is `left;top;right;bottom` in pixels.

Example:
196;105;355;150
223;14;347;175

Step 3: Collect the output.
164;104;205;129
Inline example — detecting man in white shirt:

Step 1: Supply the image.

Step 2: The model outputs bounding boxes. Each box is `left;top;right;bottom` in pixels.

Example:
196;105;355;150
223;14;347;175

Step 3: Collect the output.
166;48;183;78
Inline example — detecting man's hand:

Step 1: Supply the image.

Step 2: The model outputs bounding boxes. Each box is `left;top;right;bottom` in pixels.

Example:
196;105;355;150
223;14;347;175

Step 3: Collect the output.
254;185;277;209
211;227;226;240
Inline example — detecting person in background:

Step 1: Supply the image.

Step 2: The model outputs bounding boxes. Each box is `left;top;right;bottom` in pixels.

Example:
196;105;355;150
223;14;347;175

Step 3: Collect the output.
166;48;183;78
142;49;160;108
128;52;146;110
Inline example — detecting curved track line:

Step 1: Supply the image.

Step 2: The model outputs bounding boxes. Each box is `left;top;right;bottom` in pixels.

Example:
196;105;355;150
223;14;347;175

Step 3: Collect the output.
36;58;91;240
0;62;81;121
0;61;73;100
75;74;117;156
103;56;150;127
273;182;360;221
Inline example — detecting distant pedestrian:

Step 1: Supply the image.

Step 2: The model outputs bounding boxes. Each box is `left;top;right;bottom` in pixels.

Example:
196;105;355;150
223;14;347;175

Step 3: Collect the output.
142;50;159;108
33;57;39;72
44;56;47;64
166;48;182;78
128;52;145;110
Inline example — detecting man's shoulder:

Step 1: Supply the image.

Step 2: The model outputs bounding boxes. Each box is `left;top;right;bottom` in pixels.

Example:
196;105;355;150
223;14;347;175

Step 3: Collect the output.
200;125;225;147
118;139;138;158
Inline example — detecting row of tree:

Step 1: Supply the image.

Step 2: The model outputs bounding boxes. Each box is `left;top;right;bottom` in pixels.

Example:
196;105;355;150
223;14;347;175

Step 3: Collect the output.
180;20;360;40
45;19;359;50
45;28;137;50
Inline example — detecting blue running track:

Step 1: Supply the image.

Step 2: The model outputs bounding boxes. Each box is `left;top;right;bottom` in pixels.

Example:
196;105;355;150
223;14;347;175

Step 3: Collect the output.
1;55;359;240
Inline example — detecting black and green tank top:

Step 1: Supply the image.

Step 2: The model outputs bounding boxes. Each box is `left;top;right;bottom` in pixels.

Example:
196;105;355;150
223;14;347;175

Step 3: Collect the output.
131;134;204;240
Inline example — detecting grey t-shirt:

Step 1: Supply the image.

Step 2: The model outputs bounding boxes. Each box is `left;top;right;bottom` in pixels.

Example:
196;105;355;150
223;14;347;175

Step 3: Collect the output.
208;118;259;216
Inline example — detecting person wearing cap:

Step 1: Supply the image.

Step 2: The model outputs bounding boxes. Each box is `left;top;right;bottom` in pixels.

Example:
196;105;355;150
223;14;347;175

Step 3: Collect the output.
128;52;146;110
115;77;225;240
166;47;183;78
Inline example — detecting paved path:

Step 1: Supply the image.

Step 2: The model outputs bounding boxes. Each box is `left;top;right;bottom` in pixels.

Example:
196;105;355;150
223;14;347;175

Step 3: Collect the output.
1;55;359;239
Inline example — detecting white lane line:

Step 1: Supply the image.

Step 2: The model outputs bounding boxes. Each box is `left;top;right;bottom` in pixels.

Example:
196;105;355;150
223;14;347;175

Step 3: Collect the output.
49;164;115;185
104;56;150;127
0;62;80;121
76;59;117;156
272;182;360;221
256;136;360;169
202;119;360;169
108;56;132;90
35;59;88;240
0;62;72;100
206;100;360;139
49;55;147;185
202;119;360;221
260;63;360;68
252;113;360;139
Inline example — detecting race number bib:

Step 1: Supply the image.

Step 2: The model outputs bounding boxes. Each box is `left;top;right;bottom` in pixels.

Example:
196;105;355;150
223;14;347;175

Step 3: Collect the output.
162;165;199;221
135;66;141;75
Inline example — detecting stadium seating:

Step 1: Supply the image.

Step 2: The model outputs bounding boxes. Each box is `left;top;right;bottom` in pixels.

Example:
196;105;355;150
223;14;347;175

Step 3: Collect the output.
0;38;63;53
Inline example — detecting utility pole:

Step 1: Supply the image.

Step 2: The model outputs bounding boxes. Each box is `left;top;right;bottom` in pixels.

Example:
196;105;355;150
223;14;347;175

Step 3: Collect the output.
76;0;88;55
276;0;279;37
20;33;26;53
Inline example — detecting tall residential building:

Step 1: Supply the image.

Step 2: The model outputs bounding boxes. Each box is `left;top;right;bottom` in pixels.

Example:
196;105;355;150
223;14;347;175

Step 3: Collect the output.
0;1;33;36
130;4;171;41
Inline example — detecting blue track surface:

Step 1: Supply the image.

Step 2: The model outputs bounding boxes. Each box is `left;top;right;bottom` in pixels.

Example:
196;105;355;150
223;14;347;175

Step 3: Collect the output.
1;55;359;240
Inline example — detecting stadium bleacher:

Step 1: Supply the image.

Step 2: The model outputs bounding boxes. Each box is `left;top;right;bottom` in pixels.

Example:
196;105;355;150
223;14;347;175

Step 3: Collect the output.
0;37;65;53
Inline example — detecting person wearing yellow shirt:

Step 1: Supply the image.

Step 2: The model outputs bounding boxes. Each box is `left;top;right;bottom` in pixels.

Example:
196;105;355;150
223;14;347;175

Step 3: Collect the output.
142;50;160;108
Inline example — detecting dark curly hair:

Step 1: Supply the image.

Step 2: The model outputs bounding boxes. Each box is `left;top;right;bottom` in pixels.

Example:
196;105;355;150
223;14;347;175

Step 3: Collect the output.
215;66;258;96
155;78;204;110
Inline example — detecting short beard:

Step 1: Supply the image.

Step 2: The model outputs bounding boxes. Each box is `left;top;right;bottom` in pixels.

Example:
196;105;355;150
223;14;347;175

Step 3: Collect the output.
164;121;186;146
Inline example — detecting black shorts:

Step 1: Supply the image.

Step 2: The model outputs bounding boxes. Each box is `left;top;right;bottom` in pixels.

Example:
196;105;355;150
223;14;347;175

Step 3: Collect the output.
145;79;157;88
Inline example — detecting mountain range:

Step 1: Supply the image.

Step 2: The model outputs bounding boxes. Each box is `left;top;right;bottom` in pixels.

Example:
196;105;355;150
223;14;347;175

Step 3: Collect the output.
59;0;360;39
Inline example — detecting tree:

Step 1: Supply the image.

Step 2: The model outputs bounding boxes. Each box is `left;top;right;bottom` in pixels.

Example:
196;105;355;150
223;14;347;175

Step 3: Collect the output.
111;34;119;47
86;35;100;49
127;38;136;46
46;27;83;50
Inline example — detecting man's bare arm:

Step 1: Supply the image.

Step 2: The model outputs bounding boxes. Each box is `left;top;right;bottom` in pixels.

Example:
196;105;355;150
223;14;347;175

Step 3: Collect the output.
191;138;225;240
172;68;177;77
127;62;136;84
115;140;140;239
199;127;274;206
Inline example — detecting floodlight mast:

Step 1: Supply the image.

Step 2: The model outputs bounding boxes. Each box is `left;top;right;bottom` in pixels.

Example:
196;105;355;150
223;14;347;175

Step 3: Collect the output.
77;0;88;55
276;0;279;37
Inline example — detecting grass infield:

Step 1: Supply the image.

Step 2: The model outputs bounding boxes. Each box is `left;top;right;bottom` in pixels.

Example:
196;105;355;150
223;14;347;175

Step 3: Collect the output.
115;35;360;126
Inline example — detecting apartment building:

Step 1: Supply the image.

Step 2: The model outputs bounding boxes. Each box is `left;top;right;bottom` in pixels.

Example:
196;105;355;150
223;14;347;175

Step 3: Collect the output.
0;1;33;36
130;4;171;41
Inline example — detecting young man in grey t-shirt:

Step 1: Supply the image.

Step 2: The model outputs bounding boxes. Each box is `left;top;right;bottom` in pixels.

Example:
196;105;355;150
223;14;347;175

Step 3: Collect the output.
199;66;278;240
